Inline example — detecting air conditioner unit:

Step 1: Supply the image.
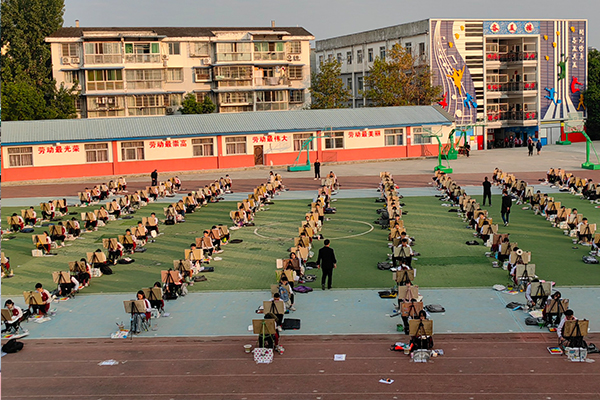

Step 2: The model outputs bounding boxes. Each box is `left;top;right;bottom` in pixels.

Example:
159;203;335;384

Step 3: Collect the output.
62;57;71;65
107;97;115;104
162;55;169;60
70;57;80;64
200;57;211;65
166;106;178;115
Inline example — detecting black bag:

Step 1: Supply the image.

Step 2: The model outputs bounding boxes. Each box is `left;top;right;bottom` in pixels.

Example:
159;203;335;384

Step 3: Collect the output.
117;258;135;264
2;339;24;353
193;275;207;282
588;343;600;354
465;240;480;245
582;255;599;264
282;318;301;330
377;261;392;270
506;302;525;309
135;247;147;253
201;267;214;272
378;289;397;298
305;261;317;269
100;264;113;275
425;304;445;312
164;219;175;225
20;228;35;233
525;317;543;326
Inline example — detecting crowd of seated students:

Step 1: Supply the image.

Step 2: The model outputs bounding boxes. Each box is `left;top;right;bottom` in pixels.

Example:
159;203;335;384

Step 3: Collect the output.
546;168;599;201
379;173;429;348
446;171;590;349
230;176;282;229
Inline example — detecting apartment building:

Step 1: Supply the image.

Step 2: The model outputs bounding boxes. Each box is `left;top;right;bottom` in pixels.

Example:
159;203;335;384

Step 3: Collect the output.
315;19;588;148
46;26;313;118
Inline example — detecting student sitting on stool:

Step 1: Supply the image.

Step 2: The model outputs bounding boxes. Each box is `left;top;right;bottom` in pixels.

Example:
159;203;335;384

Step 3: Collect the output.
3;300;25;334
32;283;52;315
410;310;434;351
24;207;37;226
9;213;24;232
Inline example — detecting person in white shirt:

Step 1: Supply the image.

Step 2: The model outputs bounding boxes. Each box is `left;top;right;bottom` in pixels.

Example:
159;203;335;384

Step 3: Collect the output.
24;207;37;226
557;309;577;346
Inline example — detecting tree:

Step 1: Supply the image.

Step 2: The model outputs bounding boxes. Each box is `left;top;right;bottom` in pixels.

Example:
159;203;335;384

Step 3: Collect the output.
1;0;77;120
309;59;351;109
584;48;600;140
362;44;441;107
179;93;215;114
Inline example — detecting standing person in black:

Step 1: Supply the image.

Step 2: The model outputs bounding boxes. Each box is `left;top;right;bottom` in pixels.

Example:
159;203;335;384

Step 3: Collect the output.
316;239;336;290
482;177;492;206
314;158;321;180
151;169;158;186
501;190;512;226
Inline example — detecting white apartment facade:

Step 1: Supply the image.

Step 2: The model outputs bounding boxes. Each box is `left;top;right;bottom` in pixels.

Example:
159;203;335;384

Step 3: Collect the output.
46;26;314;118
315;19;588;148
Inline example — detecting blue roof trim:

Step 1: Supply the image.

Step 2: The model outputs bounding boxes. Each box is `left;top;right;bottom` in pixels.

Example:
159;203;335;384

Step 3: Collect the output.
2;106;453;146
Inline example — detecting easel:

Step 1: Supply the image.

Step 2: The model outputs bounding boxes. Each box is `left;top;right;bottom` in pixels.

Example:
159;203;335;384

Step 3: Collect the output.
562;319;589;358
401;301;424;318
515;264;536;292
161;270;180;299
409;319;434;351
87;251;107;268
530;281;552;309
123;300;148;337
1;308;15;330
252;319;277;349
397;285;419;303
52;271;73;297
263;300;285;325
23;291;43;314
544;298;569;327
143;287;164;313
394;270;415;286
173;260;192;277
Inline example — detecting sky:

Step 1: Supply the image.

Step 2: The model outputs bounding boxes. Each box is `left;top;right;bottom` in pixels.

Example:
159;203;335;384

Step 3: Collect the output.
63;0;598;47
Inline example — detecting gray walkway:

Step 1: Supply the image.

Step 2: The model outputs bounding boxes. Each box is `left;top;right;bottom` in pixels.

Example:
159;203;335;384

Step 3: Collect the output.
3;286;598;340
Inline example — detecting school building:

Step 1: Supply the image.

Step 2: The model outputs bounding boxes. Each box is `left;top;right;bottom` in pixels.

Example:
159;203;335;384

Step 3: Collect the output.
1;106;454;183
314;18;588;148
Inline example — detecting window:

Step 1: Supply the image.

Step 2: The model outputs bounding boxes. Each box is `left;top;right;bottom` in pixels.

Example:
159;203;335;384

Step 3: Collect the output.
327;54;333;61
121;141;145;161
214;65;252;80
346;51;352;64
357;49;363;64
219;91;252;105
347;77;353;91
288;41;301;54
325;132;344;149
288;66;303;80
336;53;342;63
225;136;246;155
85;143;109;163
357;76;363;91
87;96;125;118
192;138;214;156
256;90;287;111
216;42;251;62
419;42;426;58
86;69;123;91
194;68;211;81
125;69;163;89
168;93;182;107
62;43;79;57
379;46;386;59
190;42;210;56
84;42;121;64
127;94;165;116
368;48;373;62
411;127;431;144
254;42;285;60
405;42;412;54
293;133;313;151
384;128;404;146
168;42;180;55
124;42;160;63
289;90;304;103
8;147;33;167
166;68;183;82
318;55;324;65
64;71;79;84
195;93;210;102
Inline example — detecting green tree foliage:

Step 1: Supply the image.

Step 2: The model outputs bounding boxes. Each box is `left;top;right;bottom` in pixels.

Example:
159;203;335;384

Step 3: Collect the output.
363;44;441;107
179;94;215;114
584;49;600;140
1;0;77;120
309;59;351;109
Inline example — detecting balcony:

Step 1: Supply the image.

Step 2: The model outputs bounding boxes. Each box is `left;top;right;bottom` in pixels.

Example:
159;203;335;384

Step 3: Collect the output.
84;54;122;64
254;52;285;61
253;77;289;86
486;51;537;63
124;54;161;63
487;110;537;123
486;81;537;93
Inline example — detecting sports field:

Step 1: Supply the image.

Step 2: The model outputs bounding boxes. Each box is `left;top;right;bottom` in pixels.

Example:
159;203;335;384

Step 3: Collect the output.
2;188;599;297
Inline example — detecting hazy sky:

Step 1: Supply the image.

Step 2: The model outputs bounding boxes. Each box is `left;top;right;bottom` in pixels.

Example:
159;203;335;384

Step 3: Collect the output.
63;0;598;47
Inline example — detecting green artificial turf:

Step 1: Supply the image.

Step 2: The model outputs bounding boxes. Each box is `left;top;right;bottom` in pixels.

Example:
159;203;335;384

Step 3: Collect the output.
1;191;599;296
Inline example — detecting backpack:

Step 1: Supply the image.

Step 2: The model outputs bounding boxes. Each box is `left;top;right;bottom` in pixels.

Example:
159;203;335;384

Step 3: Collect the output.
525;316;543;326
583;255;599;264
100;264;113;275
282;318;301;330
425;304;445;312
377;261;392;270
465;240;480;245
293;285;313;293
117;258;135;264
2;338;24;353
378;289;397;298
